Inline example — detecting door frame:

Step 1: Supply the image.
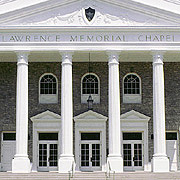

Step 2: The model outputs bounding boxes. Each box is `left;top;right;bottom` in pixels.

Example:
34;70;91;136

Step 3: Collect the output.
38;140;58;172
80;139;102;171
30;110;61;172
121;110;150;172
74;110;107;172
166;131;179;171
123;138;144;171
1;131;16;172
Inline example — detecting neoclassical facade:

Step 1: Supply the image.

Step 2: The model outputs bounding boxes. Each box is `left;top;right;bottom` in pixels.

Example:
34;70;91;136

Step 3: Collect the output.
0;0;180;174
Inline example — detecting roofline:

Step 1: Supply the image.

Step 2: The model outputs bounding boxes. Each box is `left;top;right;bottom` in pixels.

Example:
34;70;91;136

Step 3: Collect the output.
102;0;180;23
0;0;180;25
0;0;78;24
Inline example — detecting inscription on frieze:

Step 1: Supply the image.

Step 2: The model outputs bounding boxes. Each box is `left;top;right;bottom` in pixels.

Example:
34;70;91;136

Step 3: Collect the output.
0;33;177;43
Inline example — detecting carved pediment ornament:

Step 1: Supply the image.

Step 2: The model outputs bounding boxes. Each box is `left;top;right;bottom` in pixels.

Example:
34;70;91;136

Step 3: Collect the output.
24;8;158;26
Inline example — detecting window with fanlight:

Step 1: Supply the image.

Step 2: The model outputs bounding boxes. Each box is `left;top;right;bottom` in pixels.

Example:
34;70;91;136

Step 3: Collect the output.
123;73;141;103
81;73;100;103
39;73;58;104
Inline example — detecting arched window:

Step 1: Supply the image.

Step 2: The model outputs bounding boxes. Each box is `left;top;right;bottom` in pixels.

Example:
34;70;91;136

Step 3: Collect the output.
40;74;57;95
39;73;58;104
81;73;100;103
123;73;141;103
82;74;98;94
124;74;140;95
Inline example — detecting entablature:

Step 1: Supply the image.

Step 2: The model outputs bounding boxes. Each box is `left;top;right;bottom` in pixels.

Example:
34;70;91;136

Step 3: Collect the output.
0;26;180;52
0;26;179;62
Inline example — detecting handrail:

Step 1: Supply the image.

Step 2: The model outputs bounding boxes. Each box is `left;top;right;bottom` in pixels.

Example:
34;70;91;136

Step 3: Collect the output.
68;161;75;180
106;161;115;180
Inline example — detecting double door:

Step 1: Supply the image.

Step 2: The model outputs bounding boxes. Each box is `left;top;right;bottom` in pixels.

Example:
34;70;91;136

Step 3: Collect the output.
80;133;101;171
123;142;143;171
123;132;143;171
38;141;58;171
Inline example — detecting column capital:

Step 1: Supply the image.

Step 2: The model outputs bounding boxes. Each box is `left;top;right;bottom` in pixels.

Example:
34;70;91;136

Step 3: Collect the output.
15;51;30;65
60;51;74;65
107;51;121;65
151;51;165;65
151;51;166;62
59;51;74;59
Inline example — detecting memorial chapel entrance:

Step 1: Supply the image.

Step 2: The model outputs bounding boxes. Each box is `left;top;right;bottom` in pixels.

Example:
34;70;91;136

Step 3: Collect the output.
38;133;58;172
74;110;107;172
123;132;143;171
80;133;101;171
121;110;150;171
31;110;61;172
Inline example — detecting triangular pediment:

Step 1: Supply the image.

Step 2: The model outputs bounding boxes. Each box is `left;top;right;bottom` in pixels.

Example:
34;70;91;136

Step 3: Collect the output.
31;110;61;122
121;110;150;122
0;0;180;26
74;110;107;122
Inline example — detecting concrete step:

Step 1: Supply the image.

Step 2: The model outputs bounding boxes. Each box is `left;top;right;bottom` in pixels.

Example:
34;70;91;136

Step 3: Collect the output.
111;172;180;180
0;172;180;180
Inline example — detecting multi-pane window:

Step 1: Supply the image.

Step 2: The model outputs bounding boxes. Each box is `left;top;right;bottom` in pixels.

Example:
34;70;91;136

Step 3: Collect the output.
40;74;57;95
82;74;98;94
124;74;140;95
39;73;58;104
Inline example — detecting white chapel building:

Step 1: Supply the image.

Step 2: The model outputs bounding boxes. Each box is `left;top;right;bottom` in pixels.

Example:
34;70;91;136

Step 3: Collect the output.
0;0;180;173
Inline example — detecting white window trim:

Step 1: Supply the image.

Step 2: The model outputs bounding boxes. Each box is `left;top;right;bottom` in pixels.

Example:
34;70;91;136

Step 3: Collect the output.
39;73;58;104
81;73;100;104
123;73;142;103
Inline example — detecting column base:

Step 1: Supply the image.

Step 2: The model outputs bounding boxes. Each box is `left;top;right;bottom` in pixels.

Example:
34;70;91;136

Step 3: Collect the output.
58;154;75;173
152;155;169;172
12;155;31;173
107;155;123;173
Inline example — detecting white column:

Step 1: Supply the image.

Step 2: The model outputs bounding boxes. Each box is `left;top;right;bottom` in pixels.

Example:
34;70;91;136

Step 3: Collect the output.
152;51;169;172
107;51;123;172
58;51;74;173
12;51;30;173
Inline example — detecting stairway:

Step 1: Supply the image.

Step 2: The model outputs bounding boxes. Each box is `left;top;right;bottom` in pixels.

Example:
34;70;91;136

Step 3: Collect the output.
0;172;68;180
0;172;180;180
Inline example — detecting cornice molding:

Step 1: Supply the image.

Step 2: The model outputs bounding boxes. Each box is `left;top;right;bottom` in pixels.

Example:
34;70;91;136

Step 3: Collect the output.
163;0;180;5
0;0;17;5
0;0;77;24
